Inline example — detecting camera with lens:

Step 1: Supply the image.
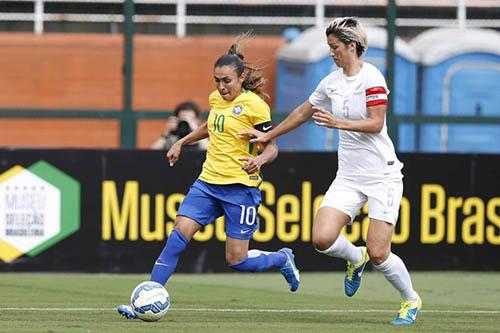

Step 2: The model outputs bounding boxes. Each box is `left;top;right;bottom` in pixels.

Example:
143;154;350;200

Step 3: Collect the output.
172;120;192;138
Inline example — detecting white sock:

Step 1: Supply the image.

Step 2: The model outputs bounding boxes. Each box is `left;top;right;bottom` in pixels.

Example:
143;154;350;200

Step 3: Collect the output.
373;252;418;301
316;233;363;264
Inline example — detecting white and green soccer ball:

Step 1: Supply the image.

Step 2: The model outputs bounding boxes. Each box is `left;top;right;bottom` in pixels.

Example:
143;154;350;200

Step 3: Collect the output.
130;281;170;321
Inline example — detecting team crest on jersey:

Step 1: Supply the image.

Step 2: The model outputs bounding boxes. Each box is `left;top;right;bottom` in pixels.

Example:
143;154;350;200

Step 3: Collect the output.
232;104;244;116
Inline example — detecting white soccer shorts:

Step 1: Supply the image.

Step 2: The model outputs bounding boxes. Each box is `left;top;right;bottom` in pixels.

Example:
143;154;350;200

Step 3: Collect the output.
319;175;403;225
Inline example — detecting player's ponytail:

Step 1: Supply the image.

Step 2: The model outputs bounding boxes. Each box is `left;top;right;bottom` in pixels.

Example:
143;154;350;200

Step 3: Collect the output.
227;32;247;61
214;32;269;101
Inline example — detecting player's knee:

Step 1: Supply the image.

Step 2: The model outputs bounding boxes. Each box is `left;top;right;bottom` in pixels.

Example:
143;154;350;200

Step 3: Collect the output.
225;252;246;266
312;234;333;252
172;218;199;241
366;245;389;265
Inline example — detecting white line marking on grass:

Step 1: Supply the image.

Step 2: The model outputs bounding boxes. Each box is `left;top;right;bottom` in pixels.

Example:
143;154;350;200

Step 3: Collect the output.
1;308;111;311
1;308;499;314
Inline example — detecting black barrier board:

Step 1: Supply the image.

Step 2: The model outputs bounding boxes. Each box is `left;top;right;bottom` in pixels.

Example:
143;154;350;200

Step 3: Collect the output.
0;149;498;272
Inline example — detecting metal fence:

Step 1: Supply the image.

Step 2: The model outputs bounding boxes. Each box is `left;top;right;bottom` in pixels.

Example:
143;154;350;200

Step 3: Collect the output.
1;0;500;36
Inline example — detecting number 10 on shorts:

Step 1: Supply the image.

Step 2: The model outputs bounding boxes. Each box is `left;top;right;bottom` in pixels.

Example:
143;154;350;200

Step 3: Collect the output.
239;205;257;226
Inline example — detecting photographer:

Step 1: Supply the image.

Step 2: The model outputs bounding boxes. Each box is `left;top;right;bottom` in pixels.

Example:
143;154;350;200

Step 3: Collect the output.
151;101;208;150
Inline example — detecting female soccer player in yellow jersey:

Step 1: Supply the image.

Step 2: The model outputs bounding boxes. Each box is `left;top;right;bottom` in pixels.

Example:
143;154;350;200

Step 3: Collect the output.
118;34;300;320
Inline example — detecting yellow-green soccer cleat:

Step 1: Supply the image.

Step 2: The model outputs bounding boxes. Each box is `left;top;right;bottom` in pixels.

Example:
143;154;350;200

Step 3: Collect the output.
391;294;422;325
344;246;370;297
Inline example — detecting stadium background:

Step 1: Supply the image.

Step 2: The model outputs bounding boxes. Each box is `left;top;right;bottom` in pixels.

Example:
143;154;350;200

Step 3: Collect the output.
1;2;499;332
0;1;499;275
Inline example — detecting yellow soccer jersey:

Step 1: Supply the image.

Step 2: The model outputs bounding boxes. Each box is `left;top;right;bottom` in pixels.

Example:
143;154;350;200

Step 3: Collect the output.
198;90;271;187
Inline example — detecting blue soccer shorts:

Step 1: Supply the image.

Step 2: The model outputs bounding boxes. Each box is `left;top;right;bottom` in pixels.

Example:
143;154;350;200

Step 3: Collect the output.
177;179;262;240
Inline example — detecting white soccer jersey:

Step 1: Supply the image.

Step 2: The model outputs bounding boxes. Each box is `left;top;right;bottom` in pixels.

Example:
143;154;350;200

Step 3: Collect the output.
309;62;403;178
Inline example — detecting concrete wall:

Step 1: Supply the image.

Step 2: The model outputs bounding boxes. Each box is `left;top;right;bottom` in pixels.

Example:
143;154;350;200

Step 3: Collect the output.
0;33;285;148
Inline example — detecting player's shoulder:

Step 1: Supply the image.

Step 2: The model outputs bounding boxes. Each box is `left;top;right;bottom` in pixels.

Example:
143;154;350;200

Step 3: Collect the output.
209;90;224;107
241;90;268;104
314;68;343;91
361;62;384;77
323;67;343;82
361;62;386;86
240;91;270;111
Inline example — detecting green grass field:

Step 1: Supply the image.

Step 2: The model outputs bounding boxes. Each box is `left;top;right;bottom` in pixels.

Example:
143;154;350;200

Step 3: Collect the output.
0;272;499;333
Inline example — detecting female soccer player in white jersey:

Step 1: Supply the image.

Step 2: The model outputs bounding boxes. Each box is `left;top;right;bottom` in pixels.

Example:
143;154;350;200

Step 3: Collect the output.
117;34;300;320
241;17;421;325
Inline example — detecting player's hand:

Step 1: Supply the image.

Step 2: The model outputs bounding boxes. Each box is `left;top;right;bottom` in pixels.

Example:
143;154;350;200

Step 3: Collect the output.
312;106;338;128
238;129;270;144
166;141;182;166
239;156;263;174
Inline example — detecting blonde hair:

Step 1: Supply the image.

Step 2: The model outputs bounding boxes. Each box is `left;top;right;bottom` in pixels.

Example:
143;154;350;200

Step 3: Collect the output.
325;17;368;57
214;32;268;100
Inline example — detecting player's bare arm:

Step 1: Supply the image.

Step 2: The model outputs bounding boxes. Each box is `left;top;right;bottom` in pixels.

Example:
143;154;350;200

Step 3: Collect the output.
312;104;385;133
239;138;278;174
167;122;209;166
260;100;315;143
238;100;315;144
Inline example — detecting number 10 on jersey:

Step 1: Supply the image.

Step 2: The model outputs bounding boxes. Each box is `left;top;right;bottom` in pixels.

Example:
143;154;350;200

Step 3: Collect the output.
213;113;225;133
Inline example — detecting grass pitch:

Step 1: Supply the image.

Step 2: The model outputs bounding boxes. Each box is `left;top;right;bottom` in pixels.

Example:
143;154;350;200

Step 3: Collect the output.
0;272;499;333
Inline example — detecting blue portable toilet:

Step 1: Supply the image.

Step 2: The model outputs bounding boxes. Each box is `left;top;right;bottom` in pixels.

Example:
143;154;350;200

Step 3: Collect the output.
410;28;500;153
274;27;333;151
363;27;418;152
275;26;418;151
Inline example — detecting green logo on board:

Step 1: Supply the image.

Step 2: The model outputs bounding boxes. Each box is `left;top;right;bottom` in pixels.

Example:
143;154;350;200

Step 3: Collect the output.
0;161;80;263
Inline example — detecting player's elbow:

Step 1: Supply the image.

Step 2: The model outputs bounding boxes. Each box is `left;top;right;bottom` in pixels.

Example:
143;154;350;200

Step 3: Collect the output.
268;142;279;162
368;120;384;133
297;110;312;125
372;124;383;133
295;102;314;124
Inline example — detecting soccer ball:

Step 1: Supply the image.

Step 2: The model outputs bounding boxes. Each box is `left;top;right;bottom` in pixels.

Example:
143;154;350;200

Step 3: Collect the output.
130;281;170;321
